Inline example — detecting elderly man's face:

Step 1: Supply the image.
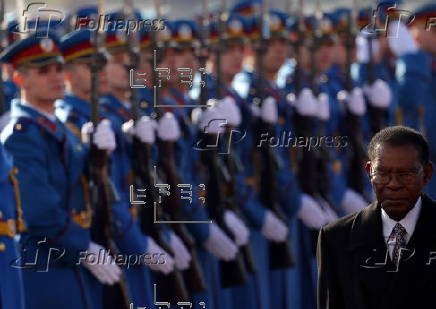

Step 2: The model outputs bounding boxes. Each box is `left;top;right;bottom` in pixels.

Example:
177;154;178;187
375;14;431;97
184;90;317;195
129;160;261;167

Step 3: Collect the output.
365;143;433;220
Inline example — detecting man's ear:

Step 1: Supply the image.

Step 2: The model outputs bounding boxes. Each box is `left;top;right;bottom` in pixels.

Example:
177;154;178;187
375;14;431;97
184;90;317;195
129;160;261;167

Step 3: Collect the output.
12;71;23;87
365;161;372;177
423;162;434;185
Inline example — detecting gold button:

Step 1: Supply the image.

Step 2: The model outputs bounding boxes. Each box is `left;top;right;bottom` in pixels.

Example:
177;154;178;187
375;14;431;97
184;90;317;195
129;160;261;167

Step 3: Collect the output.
0;242;5;251
15;123;22;131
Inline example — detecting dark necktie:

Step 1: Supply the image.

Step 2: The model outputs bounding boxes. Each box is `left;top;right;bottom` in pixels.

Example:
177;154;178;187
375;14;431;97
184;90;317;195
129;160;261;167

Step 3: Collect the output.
388;223;407;264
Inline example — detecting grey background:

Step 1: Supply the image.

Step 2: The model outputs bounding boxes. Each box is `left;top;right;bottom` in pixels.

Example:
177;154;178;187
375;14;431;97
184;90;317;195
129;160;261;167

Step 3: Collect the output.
4;0;433;22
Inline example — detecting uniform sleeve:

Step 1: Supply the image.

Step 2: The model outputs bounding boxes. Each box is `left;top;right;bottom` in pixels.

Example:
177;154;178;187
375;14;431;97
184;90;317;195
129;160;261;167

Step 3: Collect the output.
396;51;432;129
3;126;90;264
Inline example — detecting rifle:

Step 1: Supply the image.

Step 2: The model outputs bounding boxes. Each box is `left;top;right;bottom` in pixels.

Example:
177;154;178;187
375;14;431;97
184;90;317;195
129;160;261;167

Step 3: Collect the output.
220;131;257;274
210;0;256;275
252;0;294;270
292;0;319;199
308;1;332;204
343;4;368;197
88;1;131;308
199;132;248;287
0;0;5;116
122;0;198;303
366;6;385;135
197;0;209;105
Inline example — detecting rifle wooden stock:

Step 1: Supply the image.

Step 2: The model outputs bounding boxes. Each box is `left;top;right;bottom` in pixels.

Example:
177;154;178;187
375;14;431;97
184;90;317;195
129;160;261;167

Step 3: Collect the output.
155;140;207;295
199;134;248;287
131;137;191;303
255;121;295;269
88;145;132;309
222;130;256;274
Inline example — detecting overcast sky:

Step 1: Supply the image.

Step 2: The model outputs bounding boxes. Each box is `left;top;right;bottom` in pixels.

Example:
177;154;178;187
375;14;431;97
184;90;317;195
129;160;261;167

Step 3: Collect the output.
5;0;432;21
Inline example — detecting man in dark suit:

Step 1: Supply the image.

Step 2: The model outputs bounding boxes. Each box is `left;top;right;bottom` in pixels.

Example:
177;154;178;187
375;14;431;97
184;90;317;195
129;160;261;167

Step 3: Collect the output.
317;126;436;309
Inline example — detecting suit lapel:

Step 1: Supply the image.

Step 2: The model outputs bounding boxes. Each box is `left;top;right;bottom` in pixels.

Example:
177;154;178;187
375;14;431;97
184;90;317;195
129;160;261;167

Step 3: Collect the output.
347;202;393;308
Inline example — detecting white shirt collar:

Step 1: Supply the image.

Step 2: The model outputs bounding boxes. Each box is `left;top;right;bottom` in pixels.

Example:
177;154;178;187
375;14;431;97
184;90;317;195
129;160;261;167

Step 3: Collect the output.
381;196;422;244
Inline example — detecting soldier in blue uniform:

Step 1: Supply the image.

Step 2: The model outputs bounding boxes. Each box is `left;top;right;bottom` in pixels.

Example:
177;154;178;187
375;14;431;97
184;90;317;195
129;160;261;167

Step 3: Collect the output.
0;32;122;309
0;143;25;309
55;26;165;308
0;19;21;132
230;7;333;309
155;19;244;309
386;4;436;199
354;7;394;141
207;12;276;309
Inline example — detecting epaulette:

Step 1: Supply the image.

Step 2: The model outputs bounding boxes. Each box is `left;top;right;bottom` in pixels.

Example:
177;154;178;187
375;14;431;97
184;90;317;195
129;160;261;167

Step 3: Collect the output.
14;116;64;142
140;100;150;110
12;117;33;132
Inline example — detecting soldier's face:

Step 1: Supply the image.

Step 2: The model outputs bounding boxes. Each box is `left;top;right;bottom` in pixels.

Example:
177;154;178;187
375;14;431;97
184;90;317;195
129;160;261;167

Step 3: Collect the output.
365;143;433;221
333;39;347;65
221;42;244;76
18;63;65;102
106;52;130;91
158;48;177;86
139;49;152;83
66;64;91;94
315;44;334;72
174;48;197;73
264;38;288;73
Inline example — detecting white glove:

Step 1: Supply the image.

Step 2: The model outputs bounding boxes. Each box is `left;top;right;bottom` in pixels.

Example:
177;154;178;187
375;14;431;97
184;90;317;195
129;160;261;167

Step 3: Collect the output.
317;93;330;121
224;210;250;246
81;119;116;153
297;194;329;229
260;96;278;124
261;210;288;242
356;33;380;64
318;198;339;224
341;87;366;116
341;189;368;215
82;242;122;285
0;111;11;132
216;96;241;127
198;107;225;134
363;79;392;108
387;21;418;57
122;116;157;144
157;112;181;141
289;88;318;117
169;232;192;271
146;237;175;275
203;223;238;261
